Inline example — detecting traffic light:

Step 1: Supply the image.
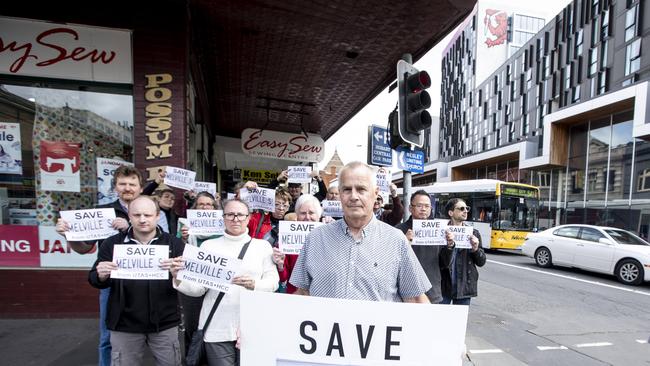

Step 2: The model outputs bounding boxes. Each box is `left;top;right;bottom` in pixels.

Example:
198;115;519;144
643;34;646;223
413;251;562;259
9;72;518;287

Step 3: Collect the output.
394;60;432;148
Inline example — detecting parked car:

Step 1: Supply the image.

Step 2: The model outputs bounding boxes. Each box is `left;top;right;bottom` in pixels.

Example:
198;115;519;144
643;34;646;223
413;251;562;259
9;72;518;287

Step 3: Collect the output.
521;224;650;285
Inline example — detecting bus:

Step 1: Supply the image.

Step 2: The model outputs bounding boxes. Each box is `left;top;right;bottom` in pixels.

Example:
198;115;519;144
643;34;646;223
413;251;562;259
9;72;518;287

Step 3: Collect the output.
416;179;540;250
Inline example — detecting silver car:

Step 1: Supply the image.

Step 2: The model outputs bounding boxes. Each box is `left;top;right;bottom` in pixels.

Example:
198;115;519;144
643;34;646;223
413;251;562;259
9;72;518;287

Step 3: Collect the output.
521;224;650;285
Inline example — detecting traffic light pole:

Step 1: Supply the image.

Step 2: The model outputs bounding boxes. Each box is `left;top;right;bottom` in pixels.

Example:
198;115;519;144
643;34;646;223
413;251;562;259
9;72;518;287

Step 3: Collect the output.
401;53;412;222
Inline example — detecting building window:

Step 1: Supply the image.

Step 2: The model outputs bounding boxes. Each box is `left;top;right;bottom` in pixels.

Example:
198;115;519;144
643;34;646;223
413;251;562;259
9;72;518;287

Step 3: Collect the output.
600;40;608;69
637;169;650;192
625;38;641;76
601;9;610;40
625;5;638;42
588;48;598;77
588;170;599;192
591;0;600;19
598;69;608;95
572;85;581;103
538;172;551;187
575;29;583;57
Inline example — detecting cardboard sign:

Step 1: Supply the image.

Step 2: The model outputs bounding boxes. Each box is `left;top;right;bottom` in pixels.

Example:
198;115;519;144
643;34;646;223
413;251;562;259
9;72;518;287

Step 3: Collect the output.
178;244;242;293
193;181;217;196
321;200;343;218
278;221;323;255
239;187;276;212
0;121;23;174
111;244;169;280
240;291;469;366
97;158;134;205
288;166;312;184
164;166;197;191
186;209;224;236
447;225;473;249
412;219;448;246
39;140;81;192
59;208;118;241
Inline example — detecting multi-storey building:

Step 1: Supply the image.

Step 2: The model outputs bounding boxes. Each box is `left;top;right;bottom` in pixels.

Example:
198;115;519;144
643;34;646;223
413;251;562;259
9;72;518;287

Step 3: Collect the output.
432;0;650;236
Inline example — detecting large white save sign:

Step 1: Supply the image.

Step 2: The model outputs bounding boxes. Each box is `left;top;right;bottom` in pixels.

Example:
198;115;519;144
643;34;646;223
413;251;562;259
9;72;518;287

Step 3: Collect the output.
186;209;224;236
178;244;241;293
111;244;169;280
240;187;276;212
164;166;196;191
59;208;118;241
278;221;323;255
288;166;312;184
240;291;468;366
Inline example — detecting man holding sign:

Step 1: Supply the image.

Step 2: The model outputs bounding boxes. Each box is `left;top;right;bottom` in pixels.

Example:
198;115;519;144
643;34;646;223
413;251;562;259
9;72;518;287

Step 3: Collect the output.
396;190;453;304
290;162;431;303
441;198;486;306
88;196;184;366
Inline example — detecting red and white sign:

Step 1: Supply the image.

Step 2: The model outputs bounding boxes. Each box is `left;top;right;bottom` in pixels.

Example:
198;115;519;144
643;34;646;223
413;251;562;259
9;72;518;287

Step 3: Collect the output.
39;140;81;192
39;226;97;268
241;129;324;163
0;225;40;267
0;16;133;83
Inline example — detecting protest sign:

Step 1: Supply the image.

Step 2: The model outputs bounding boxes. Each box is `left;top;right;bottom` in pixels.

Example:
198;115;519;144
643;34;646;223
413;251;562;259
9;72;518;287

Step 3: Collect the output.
59;208;118;241
278;221;323;255
186;209;224;236
375;171;390;193
321;200;343;218
226;193;236;200
164;166;196;191
240;291;469;366
40;140;80;192
288;166;312;184
177;244;242;293
111;244;169;280
239;187;275;212
447;225;473;249
193;181;217;196
412;219;448;246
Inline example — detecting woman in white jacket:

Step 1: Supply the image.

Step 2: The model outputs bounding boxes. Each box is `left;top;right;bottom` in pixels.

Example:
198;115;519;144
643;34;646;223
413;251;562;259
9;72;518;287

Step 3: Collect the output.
171;199;279;366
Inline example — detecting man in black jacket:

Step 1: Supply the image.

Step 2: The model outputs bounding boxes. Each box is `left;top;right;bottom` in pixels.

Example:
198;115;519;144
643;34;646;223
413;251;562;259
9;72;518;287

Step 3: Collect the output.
396;190;453;303
89;196;184;366
441;198;487;306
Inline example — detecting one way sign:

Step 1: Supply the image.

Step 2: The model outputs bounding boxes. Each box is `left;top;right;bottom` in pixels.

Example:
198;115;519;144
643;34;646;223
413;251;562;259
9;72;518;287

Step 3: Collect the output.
367;125;392;167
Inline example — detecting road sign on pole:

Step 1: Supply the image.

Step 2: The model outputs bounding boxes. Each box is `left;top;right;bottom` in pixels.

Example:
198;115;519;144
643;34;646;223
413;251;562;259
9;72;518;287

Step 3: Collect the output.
395;146;424;174
367;125;393;167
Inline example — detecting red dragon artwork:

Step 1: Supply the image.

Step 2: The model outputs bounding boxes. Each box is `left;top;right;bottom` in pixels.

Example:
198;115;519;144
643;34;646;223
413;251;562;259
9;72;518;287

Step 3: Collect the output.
484;9;508;47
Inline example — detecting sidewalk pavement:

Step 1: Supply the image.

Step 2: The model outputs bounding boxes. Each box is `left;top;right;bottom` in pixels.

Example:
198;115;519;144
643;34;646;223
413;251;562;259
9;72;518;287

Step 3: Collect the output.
0;318;475;366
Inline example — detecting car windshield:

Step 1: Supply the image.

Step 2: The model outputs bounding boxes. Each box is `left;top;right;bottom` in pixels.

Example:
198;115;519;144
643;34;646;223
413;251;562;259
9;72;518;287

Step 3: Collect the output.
604;229;649;246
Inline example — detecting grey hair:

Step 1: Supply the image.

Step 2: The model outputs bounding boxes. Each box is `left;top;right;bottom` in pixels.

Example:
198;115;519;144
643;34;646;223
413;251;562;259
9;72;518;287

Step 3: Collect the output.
294;194;323;218
222;198;251;213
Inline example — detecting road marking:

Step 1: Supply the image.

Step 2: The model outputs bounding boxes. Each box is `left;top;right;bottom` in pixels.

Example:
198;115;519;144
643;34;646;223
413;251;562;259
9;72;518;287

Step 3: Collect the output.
469;349;504;354
487;259;650;296
636;339;649;344
575;342;613;348
537;345;568;351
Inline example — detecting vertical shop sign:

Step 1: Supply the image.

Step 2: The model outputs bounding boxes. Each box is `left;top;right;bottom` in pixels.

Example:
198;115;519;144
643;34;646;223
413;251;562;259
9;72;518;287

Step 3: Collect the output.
144;74;173;160
39;140;81;192
0;121;22;174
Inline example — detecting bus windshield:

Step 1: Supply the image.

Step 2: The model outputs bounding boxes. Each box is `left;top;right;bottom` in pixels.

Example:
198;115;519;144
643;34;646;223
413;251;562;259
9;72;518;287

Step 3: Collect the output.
498;187;539;232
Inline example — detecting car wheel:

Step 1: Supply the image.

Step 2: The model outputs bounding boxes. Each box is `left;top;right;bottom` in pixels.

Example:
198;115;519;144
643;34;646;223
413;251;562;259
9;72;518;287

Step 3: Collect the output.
534;247;552;268
615;259;644;286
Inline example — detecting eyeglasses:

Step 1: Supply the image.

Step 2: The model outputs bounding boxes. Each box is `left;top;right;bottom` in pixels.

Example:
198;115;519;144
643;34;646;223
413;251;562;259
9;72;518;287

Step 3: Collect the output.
454;206;471;212
224;213;249;221
275;203;289;209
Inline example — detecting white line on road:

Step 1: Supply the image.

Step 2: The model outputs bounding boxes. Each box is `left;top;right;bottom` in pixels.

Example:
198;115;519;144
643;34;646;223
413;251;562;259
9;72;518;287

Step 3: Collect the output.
575;342;613;348
537;345;568;351
469;349;504;354
636;339;649;344
487;259;650;296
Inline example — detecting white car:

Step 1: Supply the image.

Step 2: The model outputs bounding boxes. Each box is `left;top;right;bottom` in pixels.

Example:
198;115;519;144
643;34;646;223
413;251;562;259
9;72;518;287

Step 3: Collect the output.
521;224;650;285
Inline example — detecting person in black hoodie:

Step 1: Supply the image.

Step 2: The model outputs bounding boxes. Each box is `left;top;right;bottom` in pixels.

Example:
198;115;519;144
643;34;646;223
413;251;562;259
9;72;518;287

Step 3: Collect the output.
395;190;454;303
89;196;184;366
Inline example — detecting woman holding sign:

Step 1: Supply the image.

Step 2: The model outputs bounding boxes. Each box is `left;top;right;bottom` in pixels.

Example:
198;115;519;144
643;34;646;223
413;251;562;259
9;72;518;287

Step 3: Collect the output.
171;199;279;366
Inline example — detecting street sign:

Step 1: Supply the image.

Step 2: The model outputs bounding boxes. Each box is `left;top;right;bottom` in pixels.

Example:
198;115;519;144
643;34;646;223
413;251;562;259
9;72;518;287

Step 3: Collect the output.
367;125;393;167
396;146;424;173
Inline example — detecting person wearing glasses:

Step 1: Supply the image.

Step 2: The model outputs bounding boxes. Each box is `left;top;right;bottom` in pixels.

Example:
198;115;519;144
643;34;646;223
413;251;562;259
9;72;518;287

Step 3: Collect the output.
440;198;486;306
171;199;279;366
396;190;454;304
372;182;404;226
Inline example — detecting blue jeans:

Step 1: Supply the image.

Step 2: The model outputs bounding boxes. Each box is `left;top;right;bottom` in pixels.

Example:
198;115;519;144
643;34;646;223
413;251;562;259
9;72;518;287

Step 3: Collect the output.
99;288;111;366
440;296;471;306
